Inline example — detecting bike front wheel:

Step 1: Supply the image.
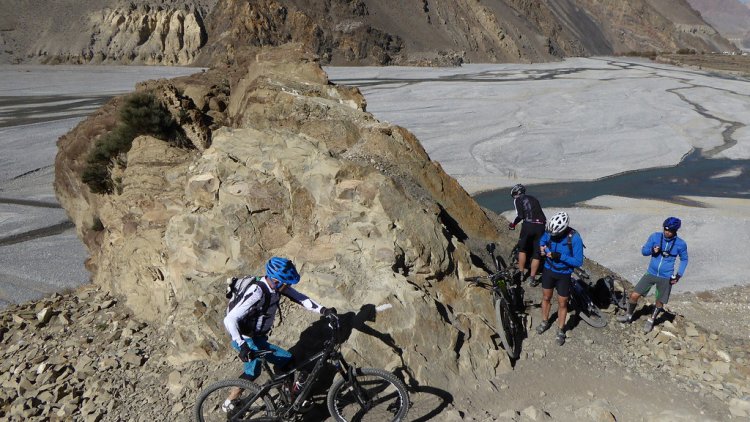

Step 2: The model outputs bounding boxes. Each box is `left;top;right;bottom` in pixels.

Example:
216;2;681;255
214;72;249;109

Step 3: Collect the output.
326;367;410;422
194;378;276;422
494;296;519;359
577;302;608;328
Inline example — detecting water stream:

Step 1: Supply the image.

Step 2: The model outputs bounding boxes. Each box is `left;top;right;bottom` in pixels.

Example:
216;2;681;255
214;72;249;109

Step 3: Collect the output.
475;151;750;210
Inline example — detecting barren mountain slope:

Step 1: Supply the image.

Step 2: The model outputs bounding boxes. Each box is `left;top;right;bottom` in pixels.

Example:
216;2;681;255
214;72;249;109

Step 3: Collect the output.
0;0;738;65
688;0;750;49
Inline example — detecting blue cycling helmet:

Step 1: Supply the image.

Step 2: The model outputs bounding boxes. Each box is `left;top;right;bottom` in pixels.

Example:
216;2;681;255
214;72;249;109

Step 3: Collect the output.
663;217;681;232
265;257;301;285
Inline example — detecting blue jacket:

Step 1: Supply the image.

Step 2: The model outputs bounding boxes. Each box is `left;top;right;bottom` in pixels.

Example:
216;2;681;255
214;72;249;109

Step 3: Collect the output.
540;229;584;275
642;232;688;279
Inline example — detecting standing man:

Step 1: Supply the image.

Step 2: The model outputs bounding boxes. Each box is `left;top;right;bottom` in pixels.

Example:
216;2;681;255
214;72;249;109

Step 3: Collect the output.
222;256;335;413
536;212;584;346
508;183;546;285
617;217;688;333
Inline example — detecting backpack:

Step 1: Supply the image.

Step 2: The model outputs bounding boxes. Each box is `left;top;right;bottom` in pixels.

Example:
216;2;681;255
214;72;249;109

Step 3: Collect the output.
226;276;271;314
226;276;282;336
566;228;586;256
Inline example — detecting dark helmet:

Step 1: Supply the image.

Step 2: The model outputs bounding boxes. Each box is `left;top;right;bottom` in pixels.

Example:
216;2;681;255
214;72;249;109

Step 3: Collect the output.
510;184;526;197
265;257;301;285
663;217;681;232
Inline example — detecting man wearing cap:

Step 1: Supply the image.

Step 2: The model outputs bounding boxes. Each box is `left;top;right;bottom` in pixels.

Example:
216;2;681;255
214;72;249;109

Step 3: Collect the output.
617;217;689;333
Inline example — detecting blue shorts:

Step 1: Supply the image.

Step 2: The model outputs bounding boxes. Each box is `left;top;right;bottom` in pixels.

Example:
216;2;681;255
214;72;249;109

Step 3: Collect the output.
232;336;292;379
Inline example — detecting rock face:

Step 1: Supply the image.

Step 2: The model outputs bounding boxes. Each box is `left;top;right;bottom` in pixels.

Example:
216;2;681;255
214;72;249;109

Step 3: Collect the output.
0;0;213;65
0;0;737;65
54;44;509;397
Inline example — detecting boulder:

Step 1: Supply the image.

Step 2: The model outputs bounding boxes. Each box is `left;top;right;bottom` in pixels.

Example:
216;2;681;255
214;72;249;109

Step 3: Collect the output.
54;44;505;397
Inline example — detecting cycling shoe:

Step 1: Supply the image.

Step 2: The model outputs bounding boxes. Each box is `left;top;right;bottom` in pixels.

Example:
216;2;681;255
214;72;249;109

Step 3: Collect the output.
536;320;552;335
555;329;566;346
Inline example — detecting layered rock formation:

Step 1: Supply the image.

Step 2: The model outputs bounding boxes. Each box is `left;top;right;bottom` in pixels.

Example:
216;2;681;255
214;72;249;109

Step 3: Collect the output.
1;0;213;65
0;0;738;65
54;44;513;400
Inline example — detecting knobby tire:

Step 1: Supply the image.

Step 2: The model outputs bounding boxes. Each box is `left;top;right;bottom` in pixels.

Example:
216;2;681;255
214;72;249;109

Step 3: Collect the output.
575;298;608;328
326;367;410;422
194;378;276;422
494;297;518;359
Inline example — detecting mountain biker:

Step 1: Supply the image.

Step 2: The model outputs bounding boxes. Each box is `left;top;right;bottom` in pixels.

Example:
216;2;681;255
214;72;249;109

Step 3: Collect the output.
535;211;584;346
617;217;688;333
508;183;547;286
222;256;336;413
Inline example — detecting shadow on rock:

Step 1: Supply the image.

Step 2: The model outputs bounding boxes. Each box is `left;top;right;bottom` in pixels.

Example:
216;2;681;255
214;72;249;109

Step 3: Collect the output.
286;304;452;420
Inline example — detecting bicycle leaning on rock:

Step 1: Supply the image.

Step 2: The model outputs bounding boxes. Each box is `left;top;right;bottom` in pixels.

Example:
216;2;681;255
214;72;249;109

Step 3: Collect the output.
464;243;526;359
194;313;410;422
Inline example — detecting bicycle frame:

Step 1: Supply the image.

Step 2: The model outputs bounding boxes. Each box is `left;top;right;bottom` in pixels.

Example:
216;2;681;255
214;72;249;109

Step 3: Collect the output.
233;317;359;419
488;245;523;314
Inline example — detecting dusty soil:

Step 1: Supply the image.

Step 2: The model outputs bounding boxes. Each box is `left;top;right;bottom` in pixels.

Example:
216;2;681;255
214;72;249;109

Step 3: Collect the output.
656;53;750;77
3;210;749;421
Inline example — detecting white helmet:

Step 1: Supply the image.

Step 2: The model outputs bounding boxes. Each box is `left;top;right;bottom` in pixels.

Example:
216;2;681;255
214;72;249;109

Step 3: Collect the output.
546;212;569;236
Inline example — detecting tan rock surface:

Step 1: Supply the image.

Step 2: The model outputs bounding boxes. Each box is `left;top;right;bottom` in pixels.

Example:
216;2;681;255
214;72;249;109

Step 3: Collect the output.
55;44;508;398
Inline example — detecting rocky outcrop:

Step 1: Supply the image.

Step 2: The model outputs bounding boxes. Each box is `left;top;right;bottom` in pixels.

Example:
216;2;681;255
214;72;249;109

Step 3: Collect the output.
1;0;212;65
195;0;406;66
76;4;208;65
54;44;508;400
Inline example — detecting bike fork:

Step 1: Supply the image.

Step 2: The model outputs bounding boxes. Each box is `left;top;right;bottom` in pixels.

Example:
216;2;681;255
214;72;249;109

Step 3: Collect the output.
346;367;372;411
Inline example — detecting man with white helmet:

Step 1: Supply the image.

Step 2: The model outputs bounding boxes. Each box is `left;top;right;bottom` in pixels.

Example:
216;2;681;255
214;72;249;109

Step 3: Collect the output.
536;211;584;346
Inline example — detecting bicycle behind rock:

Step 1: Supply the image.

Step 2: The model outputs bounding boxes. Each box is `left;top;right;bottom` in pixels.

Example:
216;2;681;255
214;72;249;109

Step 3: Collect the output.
464;243;526;359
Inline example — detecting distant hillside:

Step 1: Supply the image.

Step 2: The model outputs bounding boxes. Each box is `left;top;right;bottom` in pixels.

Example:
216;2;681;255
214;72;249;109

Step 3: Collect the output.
0;0;739;65
687;0;750;49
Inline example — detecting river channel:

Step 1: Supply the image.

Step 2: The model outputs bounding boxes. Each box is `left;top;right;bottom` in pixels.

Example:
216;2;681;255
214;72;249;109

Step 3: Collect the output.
326;57;750;211
326;58;750;291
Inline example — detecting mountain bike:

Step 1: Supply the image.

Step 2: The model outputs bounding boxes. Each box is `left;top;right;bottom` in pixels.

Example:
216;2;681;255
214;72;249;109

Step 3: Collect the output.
194;313;409;422
464;243;525;359
568;268;608;328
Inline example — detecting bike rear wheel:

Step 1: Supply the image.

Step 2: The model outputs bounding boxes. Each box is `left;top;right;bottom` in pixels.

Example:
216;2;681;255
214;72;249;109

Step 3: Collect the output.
194;378;276;422
494;296;519;359
326;367;409;422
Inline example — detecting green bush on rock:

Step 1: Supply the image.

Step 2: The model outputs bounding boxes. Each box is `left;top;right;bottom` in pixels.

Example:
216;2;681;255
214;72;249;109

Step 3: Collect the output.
82;92;188;194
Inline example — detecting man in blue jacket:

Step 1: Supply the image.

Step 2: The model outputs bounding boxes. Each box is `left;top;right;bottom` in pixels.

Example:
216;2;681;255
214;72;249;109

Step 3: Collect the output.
617;217;688;333
535;211;584;346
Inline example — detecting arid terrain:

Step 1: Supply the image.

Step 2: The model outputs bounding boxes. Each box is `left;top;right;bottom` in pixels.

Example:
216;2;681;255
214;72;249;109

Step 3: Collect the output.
1;1;749;421
2;209;750;421
657;53;750;76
